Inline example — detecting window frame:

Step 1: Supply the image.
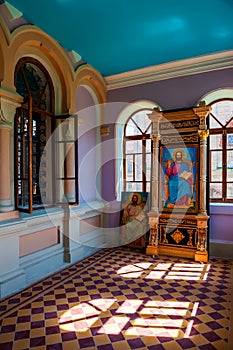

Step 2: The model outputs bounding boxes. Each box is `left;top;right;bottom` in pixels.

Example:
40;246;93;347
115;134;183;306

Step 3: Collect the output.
54;114;79;205
209;98;233;203
14;57;55;213
123;110;152;193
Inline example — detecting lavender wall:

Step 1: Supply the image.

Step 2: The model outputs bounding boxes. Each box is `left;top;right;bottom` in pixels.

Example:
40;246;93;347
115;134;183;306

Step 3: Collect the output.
209;205;233;241
76;87;98;203
107;68;233;110
103;68;233;247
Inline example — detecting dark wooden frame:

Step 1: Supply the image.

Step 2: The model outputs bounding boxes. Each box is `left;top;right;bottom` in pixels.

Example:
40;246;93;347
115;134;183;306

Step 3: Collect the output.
14;57;55;213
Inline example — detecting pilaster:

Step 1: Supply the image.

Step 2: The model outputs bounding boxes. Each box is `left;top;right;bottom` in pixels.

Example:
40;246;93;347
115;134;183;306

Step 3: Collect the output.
146;107;163;256
0;87;22;218
193;101;211;262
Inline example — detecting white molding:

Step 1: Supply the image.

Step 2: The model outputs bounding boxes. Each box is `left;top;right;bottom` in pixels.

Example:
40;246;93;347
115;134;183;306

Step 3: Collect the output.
198;88;233;105
105;50;233;90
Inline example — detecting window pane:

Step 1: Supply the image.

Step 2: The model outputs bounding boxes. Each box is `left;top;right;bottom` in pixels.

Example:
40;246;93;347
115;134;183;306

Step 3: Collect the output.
146;139;152;152
211;151;222;181
61;118;75;140
56;142;65;178
125;140;142;154
135;183;143;191
124;110;152;194
227;183;233;199
227;133;233;149
135;154;142;181
32;181;41;204
126;182;142;192
126;182;133;191
126;155;133;181
23;63;48;108
146;153;151;181
210;183;222;199
146;182;150;192
132;110;151;133
56;179;65;203
209;134;222;150
125;119;141;136
65;143;75;178
227;151;233;181
209;115;222;129
211;100;233;127
18;180;29;207
147;124;152;134
64;179;76;203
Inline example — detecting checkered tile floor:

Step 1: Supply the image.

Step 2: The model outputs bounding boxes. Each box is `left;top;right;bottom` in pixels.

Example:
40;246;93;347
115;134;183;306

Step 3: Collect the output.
0;247;232;349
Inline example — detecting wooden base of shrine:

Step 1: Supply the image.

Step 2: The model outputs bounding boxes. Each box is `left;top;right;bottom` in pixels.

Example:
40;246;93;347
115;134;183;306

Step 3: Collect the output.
194;251;208;262
157;246;196;260
146;244;209;262
146;245;158;256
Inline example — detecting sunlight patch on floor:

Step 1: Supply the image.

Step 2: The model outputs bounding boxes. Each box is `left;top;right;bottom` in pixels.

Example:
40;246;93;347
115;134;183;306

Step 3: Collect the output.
59;298;198;338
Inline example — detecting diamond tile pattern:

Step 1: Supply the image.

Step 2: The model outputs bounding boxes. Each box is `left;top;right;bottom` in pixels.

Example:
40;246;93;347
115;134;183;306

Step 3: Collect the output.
0;248;232;349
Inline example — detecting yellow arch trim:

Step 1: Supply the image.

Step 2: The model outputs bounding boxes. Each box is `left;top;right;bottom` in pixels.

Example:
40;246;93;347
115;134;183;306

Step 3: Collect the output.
2;24;76;114
75;64;107;105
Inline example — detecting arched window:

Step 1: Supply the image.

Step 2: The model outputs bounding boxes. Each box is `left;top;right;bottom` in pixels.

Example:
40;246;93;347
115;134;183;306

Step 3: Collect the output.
123;110;152;192
14;57;54;213
209;99;233;203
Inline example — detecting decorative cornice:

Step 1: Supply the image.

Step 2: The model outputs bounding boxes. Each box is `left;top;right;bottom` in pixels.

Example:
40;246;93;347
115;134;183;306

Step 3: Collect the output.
105;50;233;91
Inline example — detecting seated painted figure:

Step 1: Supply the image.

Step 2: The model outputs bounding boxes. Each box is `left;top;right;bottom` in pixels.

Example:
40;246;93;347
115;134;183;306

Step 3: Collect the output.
121;194;146;244
164;150;193;208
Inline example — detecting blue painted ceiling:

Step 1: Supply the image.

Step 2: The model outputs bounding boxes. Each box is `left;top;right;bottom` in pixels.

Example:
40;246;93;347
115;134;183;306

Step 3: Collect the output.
6;0;233;77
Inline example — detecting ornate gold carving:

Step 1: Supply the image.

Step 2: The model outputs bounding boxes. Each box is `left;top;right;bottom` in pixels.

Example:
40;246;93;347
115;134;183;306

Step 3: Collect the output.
197;220;208;228
150;134;160;142
161;134;198;144
148;216;159;246
160;217;196;226
187;229;194;246
193;101;211;126
197;227;207;252
198;129;209;139
160;120;199;130
162;227;168;244
171;229;185;244
149;216;158;227
148;108;163;135
186;219;196;225
149;228;158;246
